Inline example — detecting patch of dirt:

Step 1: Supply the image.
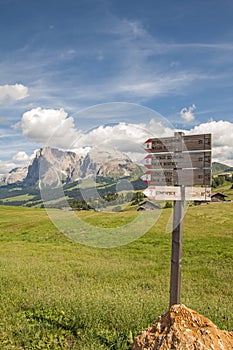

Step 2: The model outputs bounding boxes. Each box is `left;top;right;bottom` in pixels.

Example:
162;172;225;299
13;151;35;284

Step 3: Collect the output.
132;304;233;350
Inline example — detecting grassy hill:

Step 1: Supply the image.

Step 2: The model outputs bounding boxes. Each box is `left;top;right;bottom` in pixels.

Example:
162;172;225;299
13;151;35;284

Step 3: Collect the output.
212;181;233;200
0;176;147;208
0;203;232;349
212;161;232;174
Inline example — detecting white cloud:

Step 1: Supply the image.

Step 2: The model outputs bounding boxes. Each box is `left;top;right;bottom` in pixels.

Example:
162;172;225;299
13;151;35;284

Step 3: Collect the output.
124;19;147;38
76;118;233;166
17;105;233;168
18;106;173;163
19;108;80;148
180;104;196;122
72;123;148;162
0;160;17;175
18;104;175;161
0;151;34;174
72;120;175;163
118;74;202;99
0;84;29;102
12;151;30;162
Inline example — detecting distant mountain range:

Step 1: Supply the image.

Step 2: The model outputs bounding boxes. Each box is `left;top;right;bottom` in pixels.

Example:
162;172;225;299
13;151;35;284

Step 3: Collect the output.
0;146;145;208
1;149;232;208
1;149;232;187
1;146;142;186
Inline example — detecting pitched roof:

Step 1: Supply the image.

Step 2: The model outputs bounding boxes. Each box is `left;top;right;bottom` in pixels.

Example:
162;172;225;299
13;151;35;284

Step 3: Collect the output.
137;200;160;210
211;192;227;198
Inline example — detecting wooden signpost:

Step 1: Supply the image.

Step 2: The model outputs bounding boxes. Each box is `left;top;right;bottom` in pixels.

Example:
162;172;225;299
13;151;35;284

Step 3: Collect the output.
142;132;212;306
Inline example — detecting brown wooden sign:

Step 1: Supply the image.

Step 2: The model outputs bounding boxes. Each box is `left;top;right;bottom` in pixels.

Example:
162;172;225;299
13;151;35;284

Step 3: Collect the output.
175;168;211;186
144;151;211;170
142;170;173;185
145;133;211;153
142;168;211;186
143;133;212;186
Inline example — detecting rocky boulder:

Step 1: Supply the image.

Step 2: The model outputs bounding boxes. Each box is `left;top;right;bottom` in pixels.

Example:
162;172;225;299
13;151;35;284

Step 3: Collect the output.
132;304;233;350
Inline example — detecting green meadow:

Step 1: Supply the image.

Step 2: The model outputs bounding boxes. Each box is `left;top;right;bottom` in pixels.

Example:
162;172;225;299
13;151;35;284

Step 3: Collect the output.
0;203;232;349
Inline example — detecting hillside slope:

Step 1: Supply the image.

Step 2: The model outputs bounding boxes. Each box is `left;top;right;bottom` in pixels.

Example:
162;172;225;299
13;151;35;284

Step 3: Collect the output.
212;161;232;174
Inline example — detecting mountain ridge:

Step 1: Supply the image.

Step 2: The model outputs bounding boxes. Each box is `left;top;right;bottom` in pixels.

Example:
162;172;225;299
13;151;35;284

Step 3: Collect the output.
1;146;141;186
1;152;232;187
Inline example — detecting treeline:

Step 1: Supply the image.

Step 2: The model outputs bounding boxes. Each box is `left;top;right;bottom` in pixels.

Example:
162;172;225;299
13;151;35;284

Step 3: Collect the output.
69;191;146;210
0;176;147;209
212;174;233;188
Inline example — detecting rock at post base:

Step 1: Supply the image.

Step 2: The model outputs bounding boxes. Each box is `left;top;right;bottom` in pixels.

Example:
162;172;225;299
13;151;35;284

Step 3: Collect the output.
132;304;233;350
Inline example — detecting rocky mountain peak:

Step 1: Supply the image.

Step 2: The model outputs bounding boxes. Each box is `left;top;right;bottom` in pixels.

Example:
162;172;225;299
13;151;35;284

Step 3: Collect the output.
80;147;132;178
88;147;130;162
1;146;141;186
25;146;82;186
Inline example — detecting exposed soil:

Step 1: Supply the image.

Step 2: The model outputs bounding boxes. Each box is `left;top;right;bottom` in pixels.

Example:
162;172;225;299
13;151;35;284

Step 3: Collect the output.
132;304;233;350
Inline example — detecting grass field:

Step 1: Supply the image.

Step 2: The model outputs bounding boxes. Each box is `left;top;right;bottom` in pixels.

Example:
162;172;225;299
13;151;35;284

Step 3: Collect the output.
0;203;232;349
213;181;233;200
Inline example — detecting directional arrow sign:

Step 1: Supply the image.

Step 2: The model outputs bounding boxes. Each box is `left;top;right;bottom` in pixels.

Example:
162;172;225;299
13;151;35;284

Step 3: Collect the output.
143;186;180;200
144;151;211;170
145;134;211;153
141;170;174;185
143;186;211;201
145;136;180;153
141;168;211;186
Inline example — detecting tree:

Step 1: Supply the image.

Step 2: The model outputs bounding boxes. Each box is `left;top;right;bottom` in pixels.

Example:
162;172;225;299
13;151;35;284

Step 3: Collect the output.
164;202;173;208
212;176;225;188
131;191;146;205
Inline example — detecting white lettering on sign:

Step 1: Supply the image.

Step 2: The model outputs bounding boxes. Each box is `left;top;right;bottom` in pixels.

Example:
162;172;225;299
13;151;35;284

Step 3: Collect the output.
143;133;212;189
141;168;211;186
144;151;211;170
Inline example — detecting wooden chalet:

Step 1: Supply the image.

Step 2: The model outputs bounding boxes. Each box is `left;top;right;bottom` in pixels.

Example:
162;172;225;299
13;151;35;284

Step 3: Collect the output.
210;192;228;202
194;192;228;205
137;200;160;211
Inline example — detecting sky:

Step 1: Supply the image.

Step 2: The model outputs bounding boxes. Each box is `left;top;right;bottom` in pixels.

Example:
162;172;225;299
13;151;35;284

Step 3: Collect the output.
0;0;233;174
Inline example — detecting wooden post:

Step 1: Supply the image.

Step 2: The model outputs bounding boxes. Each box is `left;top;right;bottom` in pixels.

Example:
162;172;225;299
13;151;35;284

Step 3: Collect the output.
169;190;184;306
170;131;185;307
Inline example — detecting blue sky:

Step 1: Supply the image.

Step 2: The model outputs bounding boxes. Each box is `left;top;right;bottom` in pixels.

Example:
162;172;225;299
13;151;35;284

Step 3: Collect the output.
0;0;233;173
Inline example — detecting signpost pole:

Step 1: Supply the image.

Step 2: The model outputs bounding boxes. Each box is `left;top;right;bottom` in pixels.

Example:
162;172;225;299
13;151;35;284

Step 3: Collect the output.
169;186;184;306
143;132;212;307
170;132;185;306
